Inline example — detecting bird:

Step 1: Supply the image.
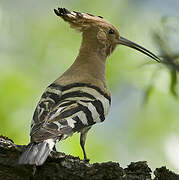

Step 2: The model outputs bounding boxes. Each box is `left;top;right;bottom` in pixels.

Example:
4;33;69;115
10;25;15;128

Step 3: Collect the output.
19;7;160;166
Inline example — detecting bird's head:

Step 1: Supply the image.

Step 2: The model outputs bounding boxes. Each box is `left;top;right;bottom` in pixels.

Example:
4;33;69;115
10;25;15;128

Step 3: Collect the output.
54;8;160;61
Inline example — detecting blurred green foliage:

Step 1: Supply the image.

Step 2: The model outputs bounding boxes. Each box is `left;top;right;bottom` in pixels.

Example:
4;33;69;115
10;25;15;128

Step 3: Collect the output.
0;0;179;172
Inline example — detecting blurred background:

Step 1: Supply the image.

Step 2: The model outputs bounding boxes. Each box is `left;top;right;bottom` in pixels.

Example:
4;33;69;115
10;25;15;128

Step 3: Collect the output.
0;0;179;173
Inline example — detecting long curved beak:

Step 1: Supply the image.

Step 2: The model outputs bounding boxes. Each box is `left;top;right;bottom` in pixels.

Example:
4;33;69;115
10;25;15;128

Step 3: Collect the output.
118;36;160;62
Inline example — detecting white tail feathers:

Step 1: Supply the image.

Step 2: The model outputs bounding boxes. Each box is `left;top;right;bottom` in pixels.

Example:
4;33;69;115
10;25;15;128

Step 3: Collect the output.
18;139;55;166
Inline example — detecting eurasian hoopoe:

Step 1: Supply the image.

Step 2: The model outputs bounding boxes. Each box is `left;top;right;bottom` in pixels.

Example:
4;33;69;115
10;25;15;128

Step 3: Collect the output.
19;8;160;166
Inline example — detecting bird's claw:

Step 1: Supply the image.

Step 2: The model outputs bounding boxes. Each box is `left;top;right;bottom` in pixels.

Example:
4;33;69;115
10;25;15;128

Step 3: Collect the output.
83;158;90;163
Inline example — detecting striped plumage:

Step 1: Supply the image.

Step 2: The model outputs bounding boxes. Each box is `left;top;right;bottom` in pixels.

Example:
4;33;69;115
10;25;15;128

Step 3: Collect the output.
31;82;111;141
19;82;111;165
19;7;160;166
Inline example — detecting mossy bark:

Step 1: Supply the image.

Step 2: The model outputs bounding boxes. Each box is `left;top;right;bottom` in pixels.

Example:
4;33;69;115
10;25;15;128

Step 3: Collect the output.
0;135;179;180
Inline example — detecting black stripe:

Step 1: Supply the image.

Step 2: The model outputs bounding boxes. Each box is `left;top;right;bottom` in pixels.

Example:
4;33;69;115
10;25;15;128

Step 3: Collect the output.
62;83;111;104
78;103;95;125
48;83;63;91
39;102;46;109
39;100;54;110
72;116;85;132
80;100;92;103
91;100;105;122
40;110;47;121
45;122;59;130
59;119;68;126
32;107;39;122
30;122;44;136
58;101;77;108
39;101;54;121
86;13;95;17
58;106;82;119
42;92;61;103
61;90;95;101
98;15;103;19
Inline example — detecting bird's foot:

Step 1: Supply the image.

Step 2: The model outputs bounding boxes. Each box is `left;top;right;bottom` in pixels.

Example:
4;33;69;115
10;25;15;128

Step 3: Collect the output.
83;158;90;163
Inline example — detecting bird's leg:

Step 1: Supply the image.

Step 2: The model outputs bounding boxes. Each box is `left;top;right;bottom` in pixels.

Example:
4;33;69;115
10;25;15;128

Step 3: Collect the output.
80;133;88;161
80;126;91;162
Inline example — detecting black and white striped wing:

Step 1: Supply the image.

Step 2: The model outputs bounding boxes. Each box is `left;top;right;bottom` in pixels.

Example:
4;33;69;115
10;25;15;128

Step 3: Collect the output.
30;84;62;138
30;83;111;142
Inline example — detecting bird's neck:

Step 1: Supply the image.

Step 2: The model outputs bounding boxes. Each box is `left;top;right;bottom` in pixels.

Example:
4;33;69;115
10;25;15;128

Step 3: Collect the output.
61;39;107;86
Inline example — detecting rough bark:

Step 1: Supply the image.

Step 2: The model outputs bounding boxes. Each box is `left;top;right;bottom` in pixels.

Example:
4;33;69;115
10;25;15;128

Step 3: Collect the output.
0;135;179;180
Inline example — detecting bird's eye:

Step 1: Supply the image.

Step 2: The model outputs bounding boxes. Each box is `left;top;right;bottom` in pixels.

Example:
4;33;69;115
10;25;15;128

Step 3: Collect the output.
108;29;115;34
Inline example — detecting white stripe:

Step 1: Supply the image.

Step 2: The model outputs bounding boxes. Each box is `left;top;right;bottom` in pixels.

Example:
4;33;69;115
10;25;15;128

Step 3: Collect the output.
46;87;62;95
63;96;93;102
62;86;110;116
102;98;110;116
73;111;88;125
78;101;99;120
79;100;107;123
37;106;44;119
56;106;67;114
40;97;55;103
58;100;76;107
48;107;66;120
66;117;76;128
52;121;67;131
94;117;101;123
50;110;88;130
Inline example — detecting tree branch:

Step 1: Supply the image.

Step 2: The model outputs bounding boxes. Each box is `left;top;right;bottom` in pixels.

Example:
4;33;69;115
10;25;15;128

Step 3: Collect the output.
0;135;179;180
